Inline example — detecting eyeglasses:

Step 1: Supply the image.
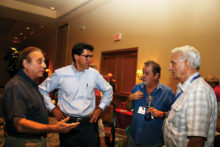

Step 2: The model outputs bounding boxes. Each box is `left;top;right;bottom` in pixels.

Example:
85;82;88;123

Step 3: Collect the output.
80;54;93;58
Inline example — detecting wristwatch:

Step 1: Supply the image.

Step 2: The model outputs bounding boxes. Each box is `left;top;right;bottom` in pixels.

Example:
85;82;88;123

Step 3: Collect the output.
163;112;167;119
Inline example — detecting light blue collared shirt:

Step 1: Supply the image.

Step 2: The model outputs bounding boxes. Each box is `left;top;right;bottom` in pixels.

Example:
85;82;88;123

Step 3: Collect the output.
39;63;113;117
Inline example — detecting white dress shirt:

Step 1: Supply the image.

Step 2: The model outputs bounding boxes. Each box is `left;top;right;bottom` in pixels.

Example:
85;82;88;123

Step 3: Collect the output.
39;63;113;117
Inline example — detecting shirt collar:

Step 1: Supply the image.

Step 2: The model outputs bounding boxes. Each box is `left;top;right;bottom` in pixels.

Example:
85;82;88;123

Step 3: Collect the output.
140;82;162;91
18;70;38;88
71;62;85;75
177;72;200;92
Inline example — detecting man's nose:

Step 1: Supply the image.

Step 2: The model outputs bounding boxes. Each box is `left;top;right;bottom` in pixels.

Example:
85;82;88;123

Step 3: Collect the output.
42;61;46;68
168;64;172;71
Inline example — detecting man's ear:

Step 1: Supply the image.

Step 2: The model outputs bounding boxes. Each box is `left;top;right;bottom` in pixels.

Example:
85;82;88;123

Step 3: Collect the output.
184;60;190;70
154;73;159;80
22;59;29;69
74;54;79;62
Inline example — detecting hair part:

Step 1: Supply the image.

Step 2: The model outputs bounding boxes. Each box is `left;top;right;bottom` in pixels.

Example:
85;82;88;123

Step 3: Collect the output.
144;60;161;79
72;42;94;62
17;46;42;70
172;45;200;70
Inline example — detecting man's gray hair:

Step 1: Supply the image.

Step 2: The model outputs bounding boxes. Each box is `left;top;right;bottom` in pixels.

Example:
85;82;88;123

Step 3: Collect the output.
172;45;200;70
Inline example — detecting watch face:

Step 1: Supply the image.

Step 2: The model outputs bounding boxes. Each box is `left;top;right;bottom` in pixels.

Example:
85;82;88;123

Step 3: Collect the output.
163;112;167;118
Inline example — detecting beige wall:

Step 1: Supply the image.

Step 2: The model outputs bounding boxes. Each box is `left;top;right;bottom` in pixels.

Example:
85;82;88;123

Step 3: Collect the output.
65;0;220;91
33;27;58;74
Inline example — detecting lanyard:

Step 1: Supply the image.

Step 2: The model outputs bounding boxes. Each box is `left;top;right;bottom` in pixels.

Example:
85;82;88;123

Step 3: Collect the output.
143;86;154;108
143;86;148;107
174;74;200;102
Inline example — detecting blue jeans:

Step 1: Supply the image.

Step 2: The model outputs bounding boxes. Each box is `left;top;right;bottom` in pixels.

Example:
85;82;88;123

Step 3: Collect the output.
128;133;163;147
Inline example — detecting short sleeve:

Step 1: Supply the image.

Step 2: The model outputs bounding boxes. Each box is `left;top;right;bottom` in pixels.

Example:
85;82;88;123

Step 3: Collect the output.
3;85;27;121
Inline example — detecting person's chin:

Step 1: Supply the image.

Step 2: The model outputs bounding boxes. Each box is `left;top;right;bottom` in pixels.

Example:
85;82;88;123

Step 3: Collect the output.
39;72;44;77
142;81;147;85
172;75;179;80
39;74;43;77
171;73;176;78
84;66;89;69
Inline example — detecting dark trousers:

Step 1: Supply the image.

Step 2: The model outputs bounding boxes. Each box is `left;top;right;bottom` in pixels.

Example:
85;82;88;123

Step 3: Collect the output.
4;136;46;147
214;135;220;147
59;122;98;147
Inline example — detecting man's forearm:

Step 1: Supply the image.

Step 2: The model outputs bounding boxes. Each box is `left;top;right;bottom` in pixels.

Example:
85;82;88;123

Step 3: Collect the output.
13;117;56;134
100;88;113;110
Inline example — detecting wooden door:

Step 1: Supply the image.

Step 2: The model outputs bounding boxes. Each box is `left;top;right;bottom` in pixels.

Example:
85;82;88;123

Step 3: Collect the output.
101;48;138;97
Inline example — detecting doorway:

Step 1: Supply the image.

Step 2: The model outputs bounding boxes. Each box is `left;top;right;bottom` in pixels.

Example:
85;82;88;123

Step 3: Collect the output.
100;47;138;99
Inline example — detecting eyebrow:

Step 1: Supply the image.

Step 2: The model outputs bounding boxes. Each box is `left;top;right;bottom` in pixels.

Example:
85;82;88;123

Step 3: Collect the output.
171;60;176;64
80;54;93;58
36;57;45;61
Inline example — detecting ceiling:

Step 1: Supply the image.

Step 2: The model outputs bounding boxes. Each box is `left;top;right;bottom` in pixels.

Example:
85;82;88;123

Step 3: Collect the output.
0;0;111;44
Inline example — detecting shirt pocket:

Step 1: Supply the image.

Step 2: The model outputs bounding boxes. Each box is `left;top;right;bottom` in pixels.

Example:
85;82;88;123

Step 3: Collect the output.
169;105;186;128
85;83;95;100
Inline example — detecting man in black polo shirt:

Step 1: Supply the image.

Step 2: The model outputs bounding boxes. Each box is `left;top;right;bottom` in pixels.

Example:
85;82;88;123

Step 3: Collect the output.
3;47;79;147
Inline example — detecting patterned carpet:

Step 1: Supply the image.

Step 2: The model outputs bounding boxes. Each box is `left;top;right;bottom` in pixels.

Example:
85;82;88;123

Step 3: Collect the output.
0;117;59;147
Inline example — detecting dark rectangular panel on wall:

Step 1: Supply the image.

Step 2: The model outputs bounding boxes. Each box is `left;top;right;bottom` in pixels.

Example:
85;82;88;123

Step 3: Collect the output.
102;56;117;76
101;48;138;98
55;24;68;69
120;53;137;95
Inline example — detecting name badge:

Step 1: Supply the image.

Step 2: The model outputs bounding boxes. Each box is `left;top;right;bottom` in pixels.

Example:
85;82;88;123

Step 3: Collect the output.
138;106;146;114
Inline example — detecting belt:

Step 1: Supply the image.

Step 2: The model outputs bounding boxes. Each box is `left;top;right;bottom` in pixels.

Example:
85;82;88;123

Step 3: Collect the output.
68;116;90;124
25;135;46;140
9;134;47;139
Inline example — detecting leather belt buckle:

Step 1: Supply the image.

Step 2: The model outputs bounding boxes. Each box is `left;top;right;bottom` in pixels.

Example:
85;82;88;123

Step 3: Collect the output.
76;117;83;122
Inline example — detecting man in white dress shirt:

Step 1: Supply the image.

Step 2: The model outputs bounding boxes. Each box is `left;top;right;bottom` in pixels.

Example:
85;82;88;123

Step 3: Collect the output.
39;42;113;147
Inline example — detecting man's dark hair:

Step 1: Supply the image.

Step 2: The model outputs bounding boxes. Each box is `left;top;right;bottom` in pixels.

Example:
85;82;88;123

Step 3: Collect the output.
17;46;42;70
72;42;94;62
144;60;161;79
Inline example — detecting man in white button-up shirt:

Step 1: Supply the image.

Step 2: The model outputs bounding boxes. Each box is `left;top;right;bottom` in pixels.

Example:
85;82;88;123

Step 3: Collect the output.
39;42;113;147
163;45;217;147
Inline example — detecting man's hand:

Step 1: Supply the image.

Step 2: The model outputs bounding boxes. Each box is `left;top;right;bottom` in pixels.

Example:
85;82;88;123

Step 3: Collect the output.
128;91;144;100
52;107;67;121
147;107;164;118
54;117;80;133
89;107;103;123
12;116;79;134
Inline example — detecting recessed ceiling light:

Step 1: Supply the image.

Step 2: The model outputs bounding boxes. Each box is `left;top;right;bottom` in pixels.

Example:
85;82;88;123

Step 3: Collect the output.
19;32;23;35
26;26;30;30
50;6;55;10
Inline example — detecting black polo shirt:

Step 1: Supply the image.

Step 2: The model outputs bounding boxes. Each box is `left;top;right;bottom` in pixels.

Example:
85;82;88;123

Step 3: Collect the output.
3;70;48;138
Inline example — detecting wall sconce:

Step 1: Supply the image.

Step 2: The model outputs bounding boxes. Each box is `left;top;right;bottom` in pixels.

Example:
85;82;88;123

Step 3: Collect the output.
136;69;142;80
